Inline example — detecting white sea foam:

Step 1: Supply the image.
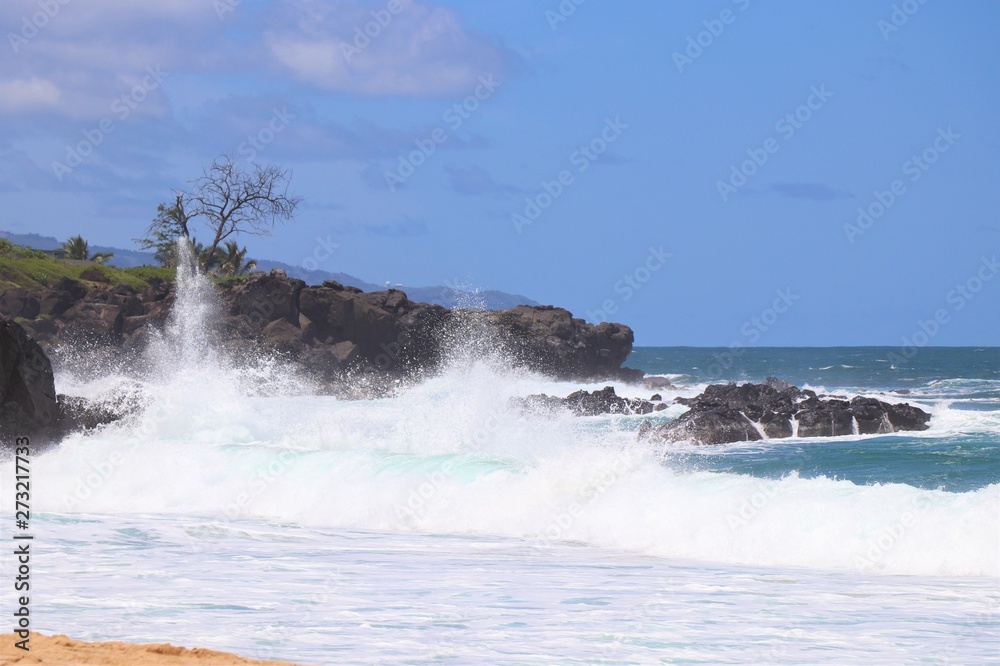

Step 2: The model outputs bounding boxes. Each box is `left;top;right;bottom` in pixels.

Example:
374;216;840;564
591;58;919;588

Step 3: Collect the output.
5;244;998;580
25;513;1000;665
18;356;999;578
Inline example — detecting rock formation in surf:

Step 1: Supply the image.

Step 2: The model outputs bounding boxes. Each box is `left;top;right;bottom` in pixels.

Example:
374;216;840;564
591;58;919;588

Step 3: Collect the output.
513;386;666;416
2;270;639;384
1;316;126;444
638;378;931;445
0;316;59;438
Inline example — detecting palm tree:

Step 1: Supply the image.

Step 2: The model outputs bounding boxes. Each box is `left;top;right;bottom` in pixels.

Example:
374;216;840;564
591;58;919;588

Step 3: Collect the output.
213;241;256;277
61;235;89;260
188;238;216;272
169;237;220;273
61;235;115;264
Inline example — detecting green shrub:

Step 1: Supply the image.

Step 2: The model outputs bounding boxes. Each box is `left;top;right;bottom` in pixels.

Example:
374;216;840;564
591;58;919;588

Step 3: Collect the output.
0;251;175;291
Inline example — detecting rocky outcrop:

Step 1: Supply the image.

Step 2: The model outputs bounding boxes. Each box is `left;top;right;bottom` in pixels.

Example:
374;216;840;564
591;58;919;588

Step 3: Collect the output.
0;316;59;438
513;386;665;417
1;316;126;444
644;409;762;445
3;271;639;385
216;273;452;379
639;378;931;445
484;306;640;381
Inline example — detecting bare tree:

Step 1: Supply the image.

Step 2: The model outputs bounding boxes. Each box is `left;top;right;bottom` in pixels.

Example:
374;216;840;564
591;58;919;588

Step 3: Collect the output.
139;156;301;269
189;157;301;267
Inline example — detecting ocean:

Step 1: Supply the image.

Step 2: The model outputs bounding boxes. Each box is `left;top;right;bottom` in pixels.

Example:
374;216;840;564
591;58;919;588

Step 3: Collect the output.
1;262;998;664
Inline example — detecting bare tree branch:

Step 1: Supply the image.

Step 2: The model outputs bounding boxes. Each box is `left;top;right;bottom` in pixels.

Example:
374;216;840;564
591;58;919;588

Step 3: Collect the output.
187;157;301;265
138;157;300;270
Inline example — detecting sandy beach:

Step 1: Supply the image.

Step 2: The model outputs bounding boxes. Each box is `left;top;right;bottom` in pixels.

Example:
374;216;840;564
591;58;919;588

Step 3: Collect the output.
0;633;305;665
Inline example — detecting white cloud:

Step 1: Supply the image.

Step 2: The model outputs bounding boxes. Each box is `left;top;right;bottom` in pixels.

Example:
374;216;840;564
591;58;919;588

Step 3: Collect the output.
0;1;228;119
0;77;60;112
265;0;518;96
0;0;518;122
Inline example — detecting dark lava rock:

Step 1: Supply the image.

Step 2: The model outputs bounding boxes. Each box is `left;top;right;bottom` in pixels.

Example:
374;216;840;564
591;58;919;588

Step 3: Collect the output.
56;393;133;433
513;386;656;416
643;409;762;445
484;305;635;380
2;271;641;385
764;376;793;392
0;316;59;439
795;408;855;438
1;316;130;445
641;380;931;445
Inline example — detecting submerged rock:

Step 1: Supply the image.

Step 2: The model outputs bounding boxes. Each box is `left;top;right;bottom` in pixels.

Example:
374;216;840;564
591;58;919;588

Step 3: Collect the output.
641;380;931;445
643;376;674;390
56;393;135;433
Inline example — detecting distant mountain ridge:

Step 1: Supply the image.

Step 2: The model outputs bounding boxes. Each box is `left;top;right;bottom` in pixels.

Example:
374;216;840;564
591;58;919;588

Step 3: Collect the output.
0;231;538;310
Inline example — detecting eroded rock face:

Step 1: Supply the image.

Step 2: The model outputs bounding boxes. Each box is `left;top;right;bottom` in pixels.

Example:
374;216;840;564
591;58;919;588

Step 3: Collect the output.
484;306;637;381
640;379;931;445
2;272;639;385
0;316;58;438
1;316;128;445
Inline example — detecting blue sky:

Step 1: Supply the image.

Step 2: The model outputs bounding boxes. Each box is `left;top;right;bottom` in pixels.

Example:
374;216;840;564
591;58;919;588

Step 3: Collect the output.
1;0;997;345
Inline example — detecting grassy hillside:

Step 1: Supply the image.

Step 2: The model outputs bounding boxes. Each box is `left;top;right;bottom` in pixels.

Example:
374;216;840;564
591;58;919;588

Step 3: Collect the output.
0;239;174;291
1;230;540;310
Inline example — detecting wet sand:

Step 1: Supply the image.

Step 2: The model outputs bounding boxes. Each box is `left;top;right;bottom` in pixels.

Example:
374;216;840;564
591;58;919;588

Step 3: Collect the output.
0;633;306;665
